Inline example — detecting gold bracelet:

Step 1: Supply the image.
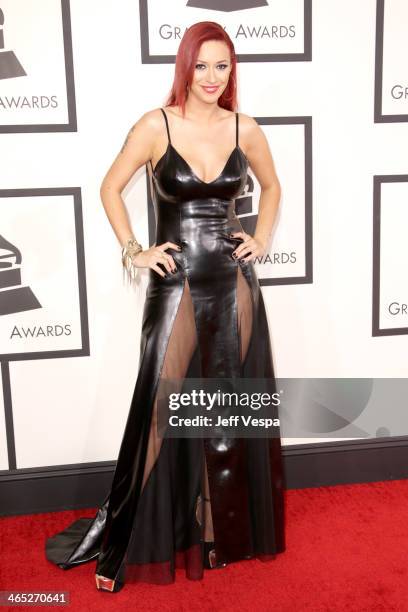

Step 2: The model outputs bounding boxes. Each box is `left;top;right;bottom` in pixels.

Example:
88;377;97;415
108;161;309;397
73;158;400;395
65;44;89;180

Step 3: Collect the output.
121;237;143;284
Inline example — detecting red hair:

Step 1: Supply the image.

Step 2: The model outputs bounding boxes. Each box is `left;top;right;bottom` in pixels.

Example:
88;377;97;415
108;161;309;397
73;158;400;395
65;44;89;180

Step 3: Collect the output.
163;21;238;116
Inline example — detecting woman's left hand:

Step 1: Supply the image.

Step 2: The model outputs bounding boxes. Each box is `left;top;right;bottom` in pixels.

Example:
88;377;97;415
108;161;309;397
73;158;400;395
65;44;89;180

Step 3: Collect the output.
231;231;266;262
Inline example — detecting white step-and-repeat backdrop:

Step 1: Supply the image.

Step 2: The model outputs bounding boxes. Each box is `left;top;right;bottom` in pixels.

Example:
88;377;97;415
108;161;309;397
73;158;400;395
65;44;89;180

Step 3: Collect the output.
1;0;407;472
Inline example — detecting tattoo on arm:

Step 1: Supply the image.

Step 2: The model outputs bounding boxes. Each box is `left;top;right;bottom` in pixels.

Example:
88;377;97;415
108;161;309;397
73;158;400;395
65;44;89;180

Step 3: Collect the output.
120;124;136;153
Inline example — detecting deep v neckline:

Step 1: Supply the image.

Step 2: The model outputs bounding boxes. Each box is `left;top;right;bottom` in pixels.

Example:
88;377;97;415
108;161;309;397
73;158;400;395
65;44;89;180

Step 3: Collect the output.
152;142;247;186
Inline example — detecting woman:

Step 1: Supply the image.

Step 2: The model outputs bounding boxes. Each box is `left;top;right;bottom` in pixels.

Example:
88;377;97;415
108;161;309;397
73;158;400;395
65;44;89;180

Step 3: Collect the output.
45;20;285;592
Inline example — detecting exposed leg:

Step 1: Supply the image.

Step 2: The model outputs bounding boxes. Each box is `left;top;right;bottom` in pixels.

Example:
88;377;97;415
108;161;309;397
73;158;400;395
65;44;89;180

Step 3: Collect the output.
141;275;198;491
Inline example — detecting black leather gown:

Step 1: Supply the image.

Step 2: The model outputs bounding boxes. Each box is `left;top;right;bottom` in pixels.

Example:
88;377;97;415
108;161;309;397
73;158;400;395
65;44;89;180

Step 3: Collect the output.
45;108;286;585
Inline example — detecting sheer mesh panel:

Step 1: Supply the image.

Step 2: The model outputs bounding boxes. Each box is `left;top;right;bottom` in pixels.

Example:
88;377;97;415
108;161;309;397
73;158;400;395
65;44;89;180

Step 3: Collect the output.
140;275;198;491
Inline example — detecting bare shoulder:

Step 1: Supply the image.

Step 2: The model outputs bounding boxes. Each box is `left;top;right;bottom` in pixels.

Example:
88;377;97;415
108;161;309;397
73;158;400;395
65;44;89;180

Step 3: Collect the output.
119;107;164;154
236;112;265;156
235;112;278;188
133;107;165;133
237;112;260;137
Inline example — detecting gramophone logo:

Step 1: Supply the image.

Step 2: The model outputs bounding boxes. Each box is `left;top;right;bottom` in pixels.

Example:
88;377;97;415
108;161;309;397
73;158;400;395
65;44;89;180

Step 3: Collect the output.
0;0;76;133
0;8;26;80
186;0;268;10
0;235;41;316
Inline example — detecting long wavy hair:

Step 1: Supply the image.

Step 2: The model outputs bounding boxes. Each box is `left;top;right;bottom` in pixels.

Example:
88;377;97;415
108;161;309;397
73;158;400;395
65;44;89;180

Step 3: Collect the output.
163;21;238;116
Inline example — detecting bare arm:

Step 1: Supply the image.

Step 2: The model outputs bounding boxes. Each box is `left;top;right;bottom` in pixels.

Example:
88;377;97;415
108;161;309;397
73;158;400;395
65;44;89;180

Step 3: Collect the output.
232;114;281;262
100;109;180;277
99;111;157;248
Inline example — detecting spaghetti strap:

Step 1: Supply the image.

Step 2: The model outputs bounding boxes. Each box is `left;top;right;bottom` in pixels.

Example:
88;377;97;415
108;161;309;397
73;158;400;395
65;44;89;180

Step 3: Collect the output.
160;108;171;144
235;112;239;147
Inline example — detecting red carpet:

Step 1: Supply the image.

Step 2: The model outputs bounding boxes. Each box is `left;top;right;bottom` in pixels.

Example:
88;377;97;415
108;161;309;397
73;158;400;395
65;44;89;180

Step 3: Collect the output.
2;479;408;611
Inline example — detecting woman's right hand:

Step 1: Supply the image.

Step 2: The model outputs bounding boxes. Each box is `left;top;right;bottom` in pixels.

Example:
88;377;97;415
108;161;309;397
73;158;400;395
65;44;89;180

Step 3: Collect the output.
130;241;181;278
